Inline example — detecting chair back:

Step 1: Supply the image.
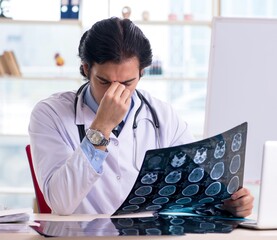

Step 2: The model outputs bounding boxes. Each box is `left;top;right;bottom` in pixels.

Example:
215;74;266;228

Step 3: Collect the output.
25;145;51;213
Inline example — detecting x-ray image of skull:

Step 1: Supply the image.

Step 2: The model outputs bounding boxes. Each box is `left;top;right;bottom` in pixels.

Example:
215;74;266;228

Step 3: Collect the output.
214;141;226;159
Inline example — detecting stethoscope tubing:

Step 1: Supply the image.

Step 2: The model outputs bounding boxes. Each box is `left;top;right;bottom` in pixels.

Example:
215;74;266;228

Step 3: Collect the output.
133;118;161;171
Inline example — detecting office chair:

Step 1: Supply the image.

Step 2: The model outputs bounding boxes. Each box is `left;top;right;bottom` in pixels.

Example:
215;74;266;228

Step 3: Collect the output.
25;145;51;213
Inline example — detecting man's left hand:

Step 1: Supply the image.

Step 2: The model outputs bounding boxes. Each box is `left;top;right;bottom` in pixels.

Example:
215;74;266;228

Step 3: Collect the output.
222;187;254;217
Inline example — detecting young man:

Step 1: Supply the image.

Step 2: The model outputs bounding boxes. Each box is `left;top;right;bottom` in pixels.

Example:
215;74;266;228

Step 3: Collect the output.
29;17;253;216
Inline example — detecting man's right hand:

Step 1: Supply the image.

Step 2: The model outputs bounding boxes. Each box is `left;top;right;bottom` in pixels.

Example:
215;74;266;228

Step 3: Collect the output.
90;82;132;139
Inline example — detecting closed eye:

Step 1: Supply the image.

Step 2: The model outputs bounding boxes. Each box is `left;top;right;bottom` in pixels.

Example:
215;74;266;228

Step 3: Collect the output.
96;75;136;86
96;76;111;85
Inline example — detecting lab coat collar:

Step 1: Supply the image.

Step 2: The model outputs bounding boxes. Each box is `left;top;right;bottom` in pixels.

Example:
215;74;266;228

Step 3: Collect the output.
74;83;91;126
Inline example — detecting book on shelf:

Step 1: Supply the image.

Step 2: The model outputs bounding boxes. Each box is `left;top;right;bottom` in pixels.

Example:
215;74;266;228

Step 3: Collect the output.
0;54;9;76
0;51;21;77
32;122;249;237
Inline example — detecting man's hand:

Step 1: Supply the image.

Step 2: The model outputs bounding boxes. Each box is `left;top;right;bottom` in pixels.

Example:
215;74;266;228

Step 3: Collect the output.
222;187;254;217
90;82;132;138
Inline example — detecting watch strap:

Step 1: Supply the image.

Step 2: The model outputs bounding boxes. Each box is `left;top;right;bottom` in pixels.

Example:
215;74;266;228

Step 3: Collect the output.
99;138;110;146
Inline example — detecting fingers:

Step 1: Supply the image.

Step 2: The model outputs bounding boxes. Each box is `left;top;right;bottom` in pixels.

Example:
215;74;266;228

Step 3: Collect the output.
119;85;132;104
93;82;131;133
105;82;131;105
230;187;250;200
223;187;254;217
223;199;253;217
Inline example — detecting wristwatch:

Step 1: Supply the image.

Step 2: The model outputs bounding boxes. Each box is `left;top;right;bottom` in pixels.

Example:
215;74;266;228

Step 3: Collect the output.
86;129;110;146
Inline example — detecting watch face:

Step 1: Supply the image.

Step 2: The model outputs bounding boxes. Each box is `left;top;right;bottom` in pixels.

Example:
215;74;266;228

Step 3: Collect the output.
87;129;103;145
90;131;102;144
86;129;109;146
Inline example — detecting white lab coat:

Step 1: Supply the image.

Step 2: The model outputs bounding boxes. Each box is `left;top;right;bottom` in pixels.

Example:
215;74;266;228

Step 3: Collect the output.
29;88;195;215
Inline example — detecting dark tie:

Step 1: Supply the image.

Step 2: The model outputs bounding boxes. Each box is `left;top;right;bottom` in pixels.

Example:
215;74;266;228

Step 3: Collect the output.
112;121;124;137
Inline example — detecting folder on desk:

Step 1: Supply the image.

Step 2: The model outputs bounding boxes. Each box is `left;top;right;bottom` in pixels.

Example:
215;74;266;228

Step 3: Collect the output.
0;208;33;233
0;208;32;223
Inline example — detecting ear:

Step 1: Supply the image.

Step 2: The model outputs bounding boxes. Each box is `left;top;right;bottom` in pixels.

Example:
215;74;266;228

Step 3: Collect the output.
83;63;89;77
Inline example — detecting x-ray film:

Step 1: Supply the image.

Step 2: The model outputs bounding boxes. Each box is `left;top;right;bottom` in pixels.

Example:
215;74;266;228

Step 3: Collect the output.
113;122;248;217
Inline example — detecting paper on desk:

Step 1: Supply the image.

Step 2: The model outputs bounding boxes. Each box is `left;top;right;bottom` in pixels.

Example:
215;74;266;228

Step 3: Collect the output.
0;208;33;223
0;208;33;233
0;223;30;232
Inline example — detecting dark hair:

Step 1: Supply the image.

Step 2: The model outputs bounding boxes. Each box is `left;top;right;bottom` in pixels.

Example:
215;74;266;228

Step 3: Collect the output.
78;17;152;79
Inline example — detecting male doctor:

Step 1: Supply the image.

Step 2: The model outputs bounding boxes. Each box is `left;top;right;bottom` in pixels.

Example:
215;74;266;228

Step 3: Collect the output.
29;17;253;216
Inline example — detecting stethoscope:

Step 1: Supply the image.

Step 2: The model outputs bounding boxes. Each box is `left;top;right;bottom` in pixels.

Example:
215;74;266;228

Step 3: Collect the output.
74;81;161;171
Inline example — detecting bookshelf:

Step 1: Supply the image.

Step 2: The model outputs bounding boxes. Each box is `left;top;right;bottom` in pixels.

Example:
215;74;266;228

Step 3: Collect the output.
0;19;83;79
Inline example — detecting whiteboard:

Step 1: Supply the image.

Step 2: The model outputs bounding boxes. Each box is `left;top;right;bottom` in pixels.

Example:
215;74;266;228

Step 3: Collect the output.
204;17;277;181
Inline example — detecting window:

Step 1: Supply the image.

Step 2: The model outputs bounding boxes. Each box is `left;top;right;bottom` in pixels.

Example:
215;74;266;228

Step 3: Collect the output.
1;0;274;209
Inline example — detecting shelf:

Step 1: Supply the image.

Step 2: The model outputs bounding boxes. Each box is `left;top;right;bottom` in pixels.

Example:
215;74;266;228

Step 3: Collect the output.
142;76;207;81
0;18;82;26
0;75;206;82
0;75;83;82
134;20;211;27
0;21;82;80
0;18;210;27
0;187;34;195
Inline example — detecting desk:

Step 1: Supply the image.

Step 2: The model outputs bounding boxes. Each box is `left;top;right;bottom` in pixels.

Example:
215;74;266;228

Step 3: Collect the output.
0;214;277;240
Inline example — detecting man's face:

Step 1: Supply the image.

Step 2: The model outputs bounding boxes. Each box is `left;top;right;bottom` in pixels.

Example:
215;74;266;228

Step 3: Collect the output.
88;57;141;104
